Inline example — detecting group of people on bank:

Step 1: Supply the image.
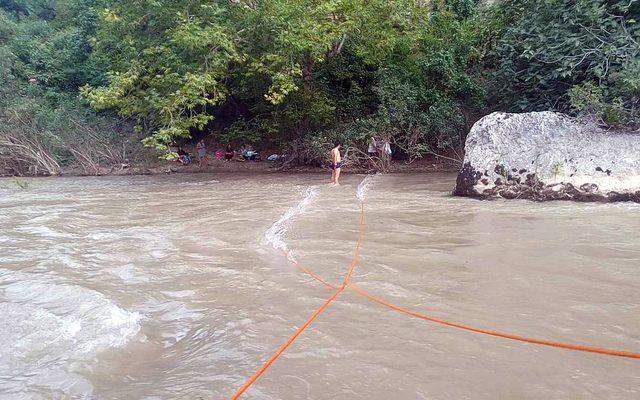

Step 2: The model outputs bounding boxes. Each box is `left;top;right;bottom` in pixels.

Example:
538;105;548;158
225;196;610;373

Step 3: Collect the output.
368;137;392;159
173;136;394;186
175;140;263;167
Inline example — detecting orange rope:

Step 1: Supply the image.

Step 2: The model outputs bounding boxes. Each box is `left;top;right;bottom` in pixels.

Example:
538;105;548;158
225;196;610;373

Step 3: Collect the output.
230;203;366;399
349;284;640;360
340;203;365;288
233;196;640;398
281;249;338;290
279;204;640;360
286;255;640;360
230;289;341;399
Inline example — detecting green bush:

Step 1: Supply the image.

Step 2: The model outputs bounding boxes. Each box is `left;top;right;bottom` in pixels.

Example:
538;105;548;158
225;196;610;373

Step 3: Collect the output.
488;0;640;124
0;3;147;175
5;0;639;175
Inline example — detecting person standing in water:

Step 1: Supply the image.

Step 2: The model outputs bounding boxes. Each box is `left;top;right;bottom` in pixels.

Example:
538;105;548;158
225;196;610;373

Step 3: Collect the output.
330;142;342;185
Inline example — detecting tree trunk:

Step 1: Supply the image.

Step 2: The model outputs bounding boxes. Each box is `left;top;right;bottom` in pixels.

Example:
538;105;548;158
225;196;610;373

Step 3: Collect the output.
299;56;315;133
302;56;315;93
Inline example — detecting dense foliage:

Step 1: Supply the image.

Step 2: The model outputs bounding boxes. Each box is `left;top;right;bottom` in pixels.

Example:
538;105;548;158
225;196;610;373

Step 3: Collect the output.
82;0;491;160
0;0;146;175
488;0;640;125
1;0;639;174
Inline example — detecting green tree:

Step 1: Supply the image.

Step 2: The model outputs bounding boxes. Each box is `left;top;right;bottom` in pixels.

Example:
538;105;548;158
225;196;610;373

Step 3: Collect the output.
0;1;144;176
83;0;239;151
488;0;640;123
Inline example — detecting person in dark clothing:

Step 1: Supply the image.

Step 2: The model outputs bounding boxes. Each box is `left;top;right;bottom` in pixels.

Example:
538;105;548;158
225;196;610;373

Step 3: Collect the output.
177;147;191;165
224;144;234;161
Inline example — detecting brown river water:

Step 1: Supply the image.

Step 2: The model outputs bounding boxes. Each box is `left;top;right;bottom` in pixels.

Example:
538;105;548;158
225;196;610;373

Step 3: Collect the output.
1;173;639;399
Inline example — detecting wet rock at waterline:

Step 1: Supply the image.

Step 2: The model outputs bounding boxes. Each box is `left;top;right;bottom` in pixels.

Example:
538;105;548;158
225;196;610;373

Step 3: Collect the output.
453;111;640;202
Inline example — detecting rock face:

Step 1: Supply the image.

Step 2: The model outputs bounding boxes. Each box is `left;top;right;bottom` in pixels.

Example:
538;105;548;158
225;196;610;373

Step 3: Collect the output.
454;111;640;202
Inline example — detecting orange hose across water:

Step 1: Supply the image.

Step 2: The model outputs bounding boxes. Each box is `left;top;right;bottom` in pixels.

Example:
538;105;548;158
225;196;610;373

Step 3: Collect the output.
281;249;338;290
232;197;640;398
230;288;341;399
288;255;640;359
230;204;366;399
349;284;640;359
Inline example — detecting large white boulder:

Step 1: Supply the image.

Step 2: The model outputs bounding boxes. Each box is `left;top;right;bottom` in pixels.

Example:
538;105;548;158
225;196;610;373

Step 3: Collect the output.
453;111;640;202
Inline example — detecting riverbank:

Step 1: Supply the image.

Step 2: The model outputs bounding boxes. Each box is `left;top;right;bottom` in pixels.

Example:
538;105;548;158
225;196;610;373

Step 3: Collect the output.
2;153;460;178
123;155;459;175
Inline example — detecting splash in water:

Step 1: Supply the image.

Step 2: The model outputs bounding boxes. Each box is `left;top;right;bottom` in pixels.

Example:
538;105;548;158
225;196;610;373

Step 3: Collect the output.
356;174;378;202
263;186;319;259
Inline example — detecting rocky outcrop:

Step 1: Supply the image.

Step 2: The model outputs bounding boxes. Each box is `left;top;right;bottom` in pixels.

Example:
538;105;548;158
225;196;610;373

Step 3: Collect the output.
453;111;640;202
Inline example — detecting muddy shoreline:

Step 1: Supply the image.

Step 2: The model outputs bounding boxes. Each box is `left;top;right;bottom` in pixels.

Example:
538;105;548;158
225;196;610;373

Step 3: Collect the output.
1;155;459;178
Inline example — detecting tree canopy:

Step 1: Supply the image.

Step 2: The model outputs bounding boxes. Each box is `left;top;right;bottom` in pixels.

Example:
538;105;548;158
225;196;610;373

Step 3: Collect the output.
1;0;639;174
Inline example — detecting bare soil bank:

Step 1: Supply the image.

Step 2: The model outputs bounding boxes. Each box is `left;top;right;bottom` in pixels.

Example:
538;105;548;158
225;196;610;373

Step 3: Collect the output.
34;154;459;177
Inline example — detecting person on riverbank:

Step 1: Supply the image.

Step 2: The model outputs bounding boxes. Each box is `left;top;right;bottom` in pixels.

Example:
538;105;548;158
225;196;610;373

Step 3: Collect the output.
368;136;378;157
224;144;234;161
196;139;207;167
242;145;260;161
382;140;392;158
177;147;191;165
330;142;342;185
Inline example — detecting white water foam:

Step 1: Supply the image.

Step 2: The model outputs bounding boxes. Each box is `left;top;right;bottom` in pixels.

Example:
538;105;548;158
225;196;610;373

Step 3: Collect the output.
0;269;141;397
356;174;378;202
263;187;319;260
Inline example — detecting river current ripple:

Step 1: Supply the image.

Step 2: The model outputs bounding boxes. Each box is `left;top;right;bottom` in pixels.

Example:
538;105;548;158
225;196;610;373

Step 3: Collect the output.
0;173;639;399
